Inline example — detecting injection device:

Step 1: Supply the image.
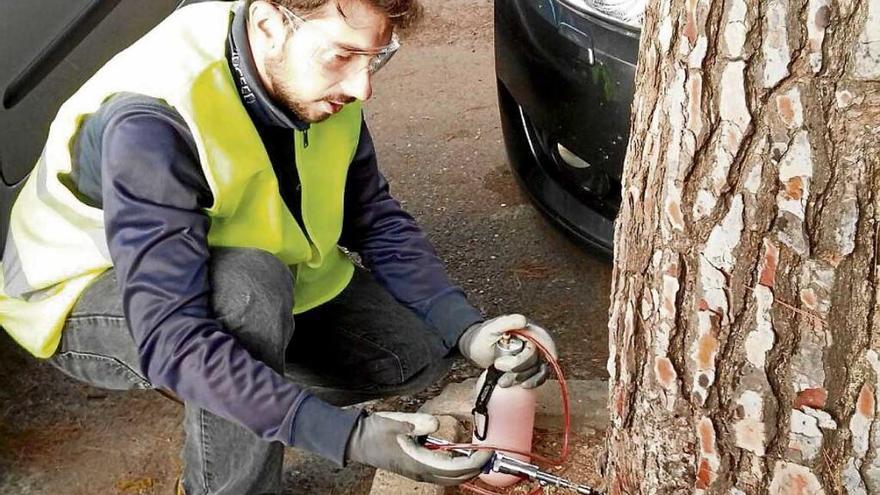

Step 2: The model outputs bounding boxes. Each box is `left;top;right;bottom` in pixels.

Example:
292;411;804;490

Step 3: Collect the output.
421;436;600;495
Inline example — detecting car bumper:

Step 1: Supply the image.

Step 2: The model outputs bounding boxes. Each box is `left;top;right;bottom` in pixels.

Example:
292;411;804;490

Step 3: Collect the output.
498;81;614;257
494;0;640;257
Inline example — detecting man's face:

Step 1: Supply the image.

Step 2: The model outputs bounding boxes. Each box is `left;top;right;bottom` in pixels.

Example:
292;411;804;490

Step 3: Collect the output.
262;1;393;123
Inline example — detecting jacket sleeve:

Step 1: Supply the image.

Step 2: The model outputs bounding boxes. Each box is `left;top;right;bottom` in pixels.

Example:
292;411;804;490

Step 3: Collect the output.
339;118;483;351
100;99;360;464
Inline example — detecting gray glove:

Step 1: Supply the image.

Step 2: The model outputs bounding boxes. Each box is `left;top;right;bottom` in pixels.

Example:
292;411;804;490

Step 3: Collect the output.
458;314;558;389
345;412;492;486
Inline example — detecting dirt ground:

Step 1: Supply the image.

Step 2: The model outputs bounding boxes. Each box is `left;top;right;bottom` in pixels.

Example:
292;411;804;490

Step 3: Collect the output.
0;1;612;493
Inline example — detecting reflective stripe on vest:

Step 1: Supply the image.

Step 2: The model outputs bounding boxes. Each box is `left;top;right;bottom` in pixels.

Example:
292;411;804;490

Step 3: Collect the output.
0;1;359;358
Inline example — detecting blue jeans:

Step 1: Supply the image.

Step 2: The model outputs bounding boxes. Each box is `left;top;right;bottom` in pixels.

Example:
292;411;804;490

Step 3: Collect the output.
47;247;453;495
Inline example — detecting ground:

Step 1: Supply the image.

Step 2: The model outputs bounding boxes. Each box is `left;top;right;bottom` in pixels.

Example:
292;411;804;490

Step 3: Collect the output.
0;1;612;493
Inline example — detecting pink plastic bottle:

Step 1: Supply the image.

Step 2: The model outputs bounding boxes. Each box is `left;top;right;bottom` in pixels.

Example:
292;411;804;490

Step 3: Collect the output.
472;337;537;487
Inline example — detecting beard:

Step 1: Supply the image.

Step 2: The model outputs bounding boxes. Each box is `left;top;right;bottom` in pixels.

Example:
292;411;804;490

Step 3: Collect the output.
265;54;341;124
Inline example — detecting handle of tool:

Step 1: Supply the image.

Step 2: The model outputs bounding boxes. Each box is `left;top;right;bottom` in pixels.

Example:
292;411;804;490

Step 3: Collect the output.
420;436;478;457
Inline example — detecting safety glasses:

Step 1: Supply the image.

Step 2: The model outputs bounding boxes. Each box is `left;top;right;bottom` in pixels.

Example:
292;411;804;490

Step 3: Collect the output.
275;4;400;78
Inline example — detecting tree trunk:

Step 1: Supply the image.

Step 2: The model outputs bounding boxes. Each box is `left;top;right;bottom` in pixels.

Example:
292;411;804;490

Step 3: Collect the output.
604;0;880;492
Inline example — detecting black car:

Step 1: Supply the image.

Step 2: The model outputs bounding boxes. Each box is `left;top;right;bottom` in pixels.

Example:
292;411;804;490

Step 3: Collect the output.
495;0;642;257
0;0;217;250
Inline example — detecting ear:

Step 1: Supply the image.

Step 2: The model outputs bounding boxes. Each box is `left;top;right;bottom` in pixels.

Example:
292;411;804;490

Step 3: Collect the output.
248;0;289;53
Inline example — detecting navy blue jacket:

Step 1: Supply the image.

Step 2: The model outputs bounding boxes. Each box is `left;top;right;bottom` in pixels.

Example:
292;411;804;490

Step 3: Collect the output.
69;6;482;465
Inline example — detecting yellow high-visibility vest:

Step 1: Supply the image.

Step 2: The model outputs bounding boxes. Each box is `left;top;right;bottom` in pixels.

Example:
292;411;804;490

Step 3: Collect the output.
0;1;359;358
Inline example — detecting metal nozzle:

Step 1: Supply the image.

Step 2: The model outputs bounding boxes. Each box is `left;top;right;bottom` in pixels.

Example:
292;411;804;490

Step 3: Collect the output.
491;452;601;495
419;437;602;495
495;335;525;358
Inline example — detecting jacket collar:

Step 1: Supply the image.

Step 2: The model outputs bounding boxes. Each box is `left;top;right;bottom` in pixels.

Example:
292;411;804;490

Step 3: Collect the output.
228;2;309;131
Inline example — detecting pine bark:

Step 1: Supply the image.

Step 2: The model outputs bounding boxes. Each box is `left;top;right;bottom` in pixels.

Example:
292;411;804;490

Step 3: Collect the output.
605;0;880;492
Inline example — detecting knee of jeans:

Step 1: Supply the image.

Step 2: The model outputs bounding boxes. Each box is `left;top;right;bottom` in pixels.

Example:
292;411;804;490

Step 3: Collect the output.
209;248;294;343
211;248;293;310
373;343;450;387
386;357;453;395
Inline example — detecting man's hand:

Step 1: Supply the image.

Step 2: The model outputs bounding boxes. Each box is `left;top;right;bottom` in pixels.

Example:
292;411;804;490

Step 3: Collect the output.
345;412;492;486
457;314;557;389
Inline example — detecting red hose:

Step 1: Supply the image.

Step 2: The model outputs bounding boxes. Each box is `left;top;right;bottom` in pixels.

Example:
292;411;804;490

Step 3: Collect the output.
427;329;573;495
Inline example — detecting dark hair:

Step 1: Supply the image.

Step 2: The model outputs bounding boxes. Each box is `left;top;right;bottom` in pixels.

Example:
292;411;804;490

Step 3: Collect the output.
246;0;423;32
